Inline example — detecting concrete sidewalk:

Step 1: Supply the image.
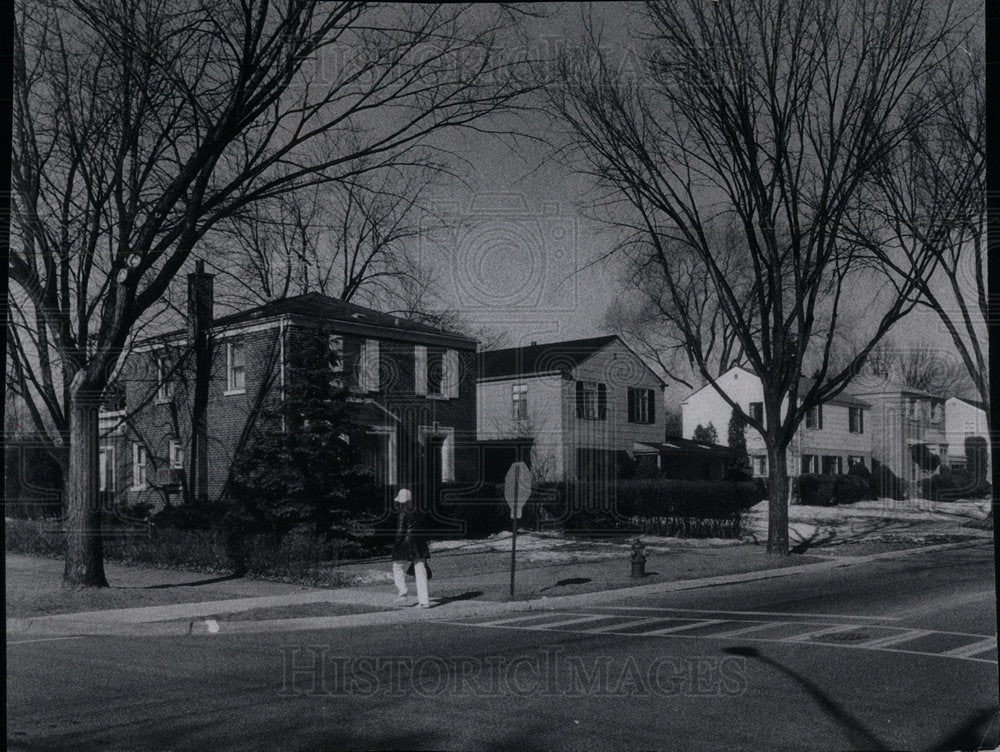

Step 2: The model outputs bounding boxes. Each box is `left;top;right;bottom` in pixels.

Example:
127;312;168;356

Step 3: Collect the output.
7;538;985;639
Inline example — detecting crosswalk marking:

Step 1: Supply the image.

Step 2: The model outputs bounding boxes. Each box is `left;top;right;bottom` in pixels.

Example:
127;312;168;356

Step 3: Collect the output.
940;637;997;659
709;621;791;639
578;617;664;634
449;611;998;665
640;619;726;636
532;614;623;630
785;624;860;642
852;629;933;650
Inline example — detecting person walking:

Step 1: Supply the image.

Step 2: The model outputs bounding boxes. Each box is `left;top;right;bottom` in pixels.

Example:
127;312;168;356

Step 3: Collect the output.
391;488;431;608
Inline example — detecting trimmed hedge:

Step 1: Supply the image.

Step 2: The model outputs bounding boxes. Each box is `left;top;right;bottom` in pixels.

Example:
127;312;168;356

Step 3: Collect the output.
919;467;991;501
429;479;763;539
870;459;906;501
794;473;869;506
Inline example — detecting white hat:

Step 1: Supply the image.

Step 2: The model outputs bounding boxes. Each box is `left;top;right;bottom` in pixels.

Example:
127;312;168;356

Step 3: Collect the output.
394;488;412;504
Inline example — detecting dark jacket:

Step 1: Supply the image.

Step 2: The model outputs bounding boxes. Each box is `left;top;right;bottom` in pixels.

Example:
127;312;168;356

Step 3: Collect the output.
392;502;430;562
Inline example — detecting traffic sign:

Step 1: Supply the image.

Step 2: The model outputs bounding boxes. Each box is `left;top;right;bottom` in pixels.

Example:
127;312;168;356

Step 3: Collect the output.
504;461;532;519
504;462;532;598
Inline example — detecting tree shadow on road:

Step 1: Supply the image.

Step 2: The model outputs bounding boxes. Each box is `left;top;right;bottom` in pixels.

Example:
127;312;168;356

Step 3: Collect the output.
723;646;890;750
432;590;484;606
135;573;246;590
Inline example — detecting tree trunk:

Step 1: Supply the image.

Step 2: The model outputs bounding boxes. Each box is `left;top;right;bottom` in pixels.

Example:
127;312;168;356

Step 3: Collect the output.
63;386;108;587
765;443;789;556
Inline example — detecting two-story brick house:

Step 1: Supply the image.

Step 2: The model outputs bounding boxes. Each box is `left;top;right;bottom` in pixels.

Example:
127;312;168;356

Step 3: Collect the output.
681;367;872;479
476;335;666;482
102;264;478;510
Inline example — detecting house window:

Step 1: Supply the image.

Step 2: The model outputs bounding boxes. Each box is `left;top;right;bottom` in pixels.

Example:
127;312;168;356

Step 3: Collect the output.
805;405;823;430
849;406;864;434
156;356;173;402
752;455;767;476
801;454;818;474
99;447;115;492
227;342;246;393
512;383;528;420
821;455;842;475
848;455;866;469
131;444;148;490
576;381;606;421
169;439;184;470
415;346;458;398
329;335;344;373
628;387;656;424
748;402;764;425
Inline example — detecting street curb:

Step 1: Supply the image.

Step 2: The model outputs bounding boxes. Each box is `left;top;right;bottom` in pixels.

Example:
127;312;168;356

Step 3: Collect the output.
8;537;985;639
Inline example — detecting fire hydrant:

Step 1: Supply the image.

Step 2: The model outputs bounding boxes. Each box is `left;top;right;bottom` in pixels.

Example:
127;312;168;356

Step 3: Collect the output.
630;538;647;578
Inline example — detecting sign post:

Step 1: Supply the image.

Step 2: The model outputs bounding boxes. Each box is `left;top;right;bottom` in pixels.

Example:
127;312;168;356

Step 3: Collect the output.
504;461;532;598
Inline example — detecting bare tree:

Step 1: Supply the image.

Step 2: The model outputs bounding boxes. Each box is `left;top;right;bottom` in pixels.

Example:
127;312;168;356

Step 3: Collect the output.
547;0;962;554
863;38;987;412
605;223;753;389
207;163;440;313
10;0;537;586
859;338;974;397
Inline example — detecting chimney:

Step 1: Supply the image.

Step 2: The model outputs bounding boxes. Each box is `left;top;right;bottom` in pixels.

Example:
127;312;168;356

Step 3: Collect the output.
530;341;537;347
187;260;214;502
187;260;214;341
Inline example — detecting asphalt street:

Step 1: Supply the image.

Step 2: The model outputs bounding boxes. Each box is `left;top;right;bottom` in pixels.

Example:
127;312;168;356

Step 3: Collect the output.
7;542;998;751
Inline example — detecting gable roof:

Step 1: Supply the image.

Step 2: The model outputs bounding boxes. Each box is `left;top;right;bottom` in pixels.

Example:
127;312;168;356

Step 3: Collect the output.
947;395;986;411
848;375;940;399
682;366;870;408
143;292;476;348
479;335;664;384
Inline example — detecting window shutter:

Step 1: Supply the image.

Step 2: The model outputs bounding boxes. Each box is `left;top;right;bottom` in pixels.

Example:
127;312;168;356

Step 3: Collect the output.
414;345;427;395
446;349;459;398
598;383;607;420
648;389;656;423
576;381;584;418
362;339;380;391
627;388;636;422
859;409;863;433
818;405;823;430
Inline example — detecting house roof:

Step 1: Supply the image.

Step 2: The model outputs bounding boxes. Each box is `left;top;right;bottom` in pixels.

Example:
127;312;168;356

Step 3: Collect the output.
634;438;733;457
144;292;476;347
681;366;870;408
479;335;664;384
847;375;940;399
947;395;986;411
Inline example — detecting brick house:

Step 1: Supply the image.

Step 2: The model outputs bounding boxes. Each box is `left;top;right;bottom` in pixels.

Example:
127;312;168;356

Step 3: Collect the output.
476;335;666;482
680;367;873;479
101;264;478;511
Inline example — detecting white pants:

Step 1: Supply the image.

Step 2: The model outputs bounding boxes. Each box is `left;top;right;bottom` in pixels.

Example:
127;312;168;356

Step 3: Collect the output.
392;558;429;606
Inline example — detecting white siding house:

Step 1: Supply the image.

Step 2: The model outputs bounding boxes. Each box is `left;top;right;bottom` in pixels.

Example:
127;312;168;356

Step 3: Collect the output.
945;396;990;472
477;335;665;481
681;367;872;478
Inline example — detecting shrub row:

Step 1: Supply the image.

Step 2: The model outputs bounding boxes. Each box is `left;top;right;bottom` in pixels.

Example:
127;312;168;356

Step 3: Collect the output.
918;467;991;501
794;473;869;506
429;479;763;539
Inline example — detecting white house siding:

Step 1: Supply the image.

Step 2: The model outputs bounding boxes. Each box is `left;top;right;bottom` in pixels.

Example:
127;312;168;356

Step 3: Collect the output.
849;378;949;492
681;368;762;443
945;397;990;471
476;374;564;481
563;339;665;480
681;367;871;478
